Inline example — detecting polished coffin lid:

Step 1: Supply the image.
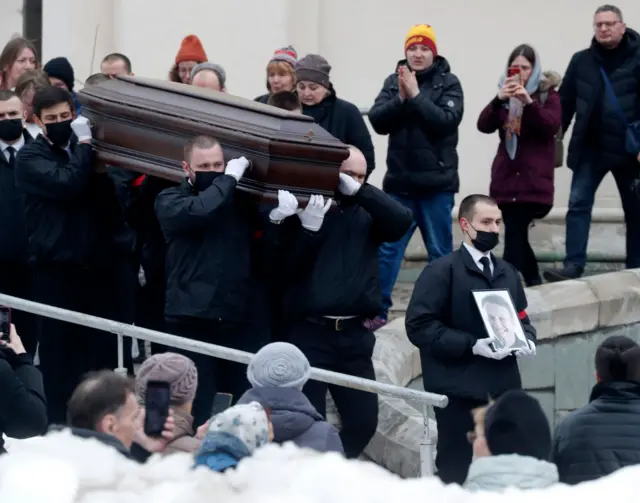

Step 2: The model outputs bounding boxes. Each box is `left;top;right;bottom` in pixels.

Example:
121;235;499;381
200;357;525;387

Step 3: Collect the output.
77;75;349;199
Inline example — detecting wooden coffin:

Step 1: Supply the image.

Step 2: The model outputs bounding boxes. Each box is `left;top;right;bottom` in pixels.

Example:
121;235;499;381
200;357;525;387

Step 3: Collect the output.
76;75;349;201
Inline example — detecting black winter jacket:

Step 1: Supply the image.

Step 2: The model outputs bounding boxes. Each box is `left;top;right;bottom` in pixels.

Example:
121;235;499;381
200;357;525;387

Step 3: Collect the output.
284;185;412;318
552;381;640;485
156;175;278;324
0;348;47;454
369;57;464;196
128;175;177;284
405;246;536;400
15;136;118;268
0;131;31;263
301;88;376;177
560;29;640;170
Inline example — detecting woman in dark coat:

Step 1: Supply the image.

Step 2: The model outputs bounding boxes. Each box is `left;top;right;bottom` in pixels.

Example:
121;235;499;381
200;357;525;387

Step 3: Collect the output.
477;44;562;286
295;54;375;178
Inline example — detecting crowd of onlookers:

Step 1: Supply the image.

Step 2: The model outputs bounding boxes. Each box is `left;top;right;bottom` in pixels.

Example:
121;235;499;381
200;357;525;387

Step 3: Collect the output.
1;2;640;493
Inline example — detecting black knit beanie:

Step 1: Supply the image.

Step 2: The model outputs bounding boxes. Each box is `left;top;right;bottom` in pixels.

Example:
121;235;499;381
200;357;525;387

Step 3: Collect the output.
43;57;75;91
484;389;552;461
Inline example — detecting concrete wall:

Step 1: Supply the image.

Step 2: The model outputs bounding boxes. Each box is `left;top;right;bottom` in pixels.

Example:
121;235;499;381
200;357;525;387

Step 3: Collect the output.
520;269;640;428
4;0;640;215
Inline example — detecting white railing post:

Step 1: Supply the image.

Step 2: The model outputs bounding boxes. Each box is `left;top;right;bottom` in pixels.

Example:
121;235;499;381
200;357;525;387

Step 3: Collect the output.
114;332;127;376
420;403;435;476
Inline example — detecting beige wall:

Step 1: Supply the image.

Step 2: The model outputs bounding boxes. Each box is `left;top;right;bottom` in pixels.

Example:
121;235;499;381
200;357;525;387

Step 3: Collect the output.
4;0;640;214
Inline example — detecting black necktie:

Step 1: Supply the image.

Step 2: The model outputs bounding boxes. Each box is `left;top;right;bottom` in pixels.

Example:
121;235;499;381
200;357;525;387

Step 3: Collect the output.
6;146;15;168
480;256;492;281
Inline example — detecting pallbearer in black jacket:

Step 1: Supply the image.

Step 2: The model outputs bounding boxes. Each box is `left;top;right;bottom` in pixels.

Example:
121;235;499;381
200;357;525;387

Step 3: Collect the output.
0;90;36;355
406;194;537;485
155;135;299;427
284;147;413;459
15;86;116;425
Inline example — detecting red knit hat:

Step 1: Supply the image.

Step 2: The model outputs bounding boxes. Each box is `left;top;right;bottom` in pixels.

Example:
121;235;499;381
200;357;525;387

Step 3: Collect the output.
175;35;207;64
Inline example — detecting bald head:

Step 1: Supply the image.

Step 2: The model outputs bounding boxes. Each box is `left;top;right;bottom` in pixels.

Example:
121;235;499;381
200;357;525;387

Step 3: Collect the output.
192;70;225;92
340;146;367;184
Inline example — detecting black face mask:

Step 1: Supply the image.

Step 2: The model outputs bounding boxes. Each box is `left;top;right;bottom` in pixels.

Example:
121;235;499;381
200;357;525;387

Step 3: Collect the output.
193;170;221;192
0;118;23;142
470;224;499;252
45;120;73;147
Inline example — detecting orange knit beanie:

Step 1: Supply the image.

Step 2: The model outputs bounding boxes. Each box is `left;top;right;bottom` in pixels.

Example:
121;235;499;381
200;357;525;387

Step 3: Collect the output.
175;34;208;64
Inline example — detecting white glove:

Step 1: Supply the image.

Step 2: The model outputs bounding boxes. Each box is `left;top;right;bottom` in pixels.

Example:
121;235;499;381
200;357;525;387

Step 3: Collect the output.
297;194;332;232
515;339;537;358
224;156;250;182
269;190;298;223
338;172;362;196
472;338;512;360
71;116;92;142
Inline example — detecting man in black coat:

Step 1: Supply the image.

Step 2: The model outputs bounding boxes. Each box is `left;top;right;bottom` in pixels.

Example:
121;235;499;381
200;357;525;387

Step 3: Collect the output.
155;135;296;426
552;335;640;484
0;90;36;355
545;5;640;282
284;146;413;458
0;324;47;454
15;86;120;424
406;194;537;485
368;24;464;329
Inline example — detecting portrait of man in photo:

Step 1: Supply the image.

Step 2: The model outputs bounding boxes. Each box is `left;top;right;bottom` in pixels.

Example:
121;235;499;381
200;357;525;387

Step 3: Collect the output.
474;291;529;351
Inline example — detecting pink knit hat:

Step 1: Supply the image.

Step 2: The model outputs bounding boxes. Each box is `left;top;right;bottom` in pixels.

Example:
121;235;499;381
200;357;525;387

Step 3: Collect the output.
136;353;198;406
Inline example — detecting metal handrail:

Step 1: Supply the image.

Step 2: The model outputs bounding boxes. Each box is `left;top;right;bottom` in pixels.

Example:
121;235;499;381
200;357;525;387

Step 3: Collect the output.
0;293;446;475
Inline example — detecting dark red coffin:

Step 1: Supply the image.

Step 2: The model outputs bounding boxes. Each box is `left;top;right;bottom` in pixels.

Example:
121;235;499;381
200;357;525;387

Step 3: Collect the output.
76;75;349;201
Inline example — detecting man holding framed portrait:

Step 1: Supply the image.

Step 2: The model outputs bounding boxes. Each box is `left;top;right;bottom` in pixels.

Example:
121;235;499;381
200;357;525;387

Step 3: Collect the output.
405;194;537;485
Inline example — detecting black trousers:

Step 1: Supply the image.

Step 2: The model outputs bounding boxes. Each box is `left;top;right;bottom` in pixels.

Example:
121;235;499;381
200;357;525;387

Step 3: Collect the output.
32;263;133;425
499;202;551;286
0;261;37;356
165;317;269;428
433;396;486;485
288;318;378;458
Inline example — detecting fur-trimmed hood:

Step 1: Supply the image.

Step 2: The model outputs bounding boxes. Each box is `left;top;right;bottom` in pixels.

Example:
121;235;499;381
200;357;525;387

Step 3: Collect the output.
539;70;562;92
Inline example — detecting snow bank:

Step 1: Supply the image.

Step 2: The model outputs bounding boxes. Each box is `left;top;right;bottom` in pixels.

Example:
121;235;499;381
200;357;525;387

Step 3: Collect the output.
0;430;638;502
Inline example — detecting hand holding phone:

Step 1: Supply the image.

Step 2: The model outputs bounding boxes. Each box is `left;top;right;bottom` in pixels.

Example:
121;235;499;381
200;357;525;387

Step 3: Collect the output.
143;380;171;437
507;66;522;81
498;69;521;101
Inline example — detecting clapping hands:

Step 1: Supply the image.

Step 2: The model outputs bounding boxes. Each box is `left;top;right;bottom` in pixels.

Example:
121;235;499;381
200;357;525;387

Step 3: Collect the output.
398;66;419;101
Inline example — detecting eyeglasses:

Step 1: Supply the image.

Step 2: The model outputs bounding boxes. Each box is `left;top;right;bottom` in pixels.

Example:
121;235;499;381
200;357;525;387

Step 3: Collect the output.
594;21;620;29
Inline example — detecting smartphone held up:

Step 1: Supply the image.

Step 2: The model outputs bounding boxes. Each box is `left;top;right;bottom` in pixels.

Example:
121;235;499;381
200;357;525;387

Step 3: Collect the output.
507;66;522;84
0;306;11;343
143;380;171;437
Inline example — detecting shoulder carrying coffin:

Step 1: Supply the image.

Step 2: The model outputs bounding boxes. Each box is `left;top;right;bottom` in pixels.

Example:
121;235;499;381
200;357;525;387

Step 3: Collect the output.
77;76;349;201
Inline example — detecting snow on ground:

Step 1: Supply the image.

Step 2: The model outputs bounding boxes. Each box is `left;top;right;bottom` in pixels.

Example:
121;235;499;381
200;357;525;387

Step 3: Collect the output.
1;430;638;503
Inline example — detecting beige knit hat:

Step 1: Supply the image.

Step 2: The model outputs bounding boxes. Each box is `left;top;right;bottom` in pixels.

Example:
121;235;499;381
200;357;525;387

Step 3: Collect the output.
136;353;198;406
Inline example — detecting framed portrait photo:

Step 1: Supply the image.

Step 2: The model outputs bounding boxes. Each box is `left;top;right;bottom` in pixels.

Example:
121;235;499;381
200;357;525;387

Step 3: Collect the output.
472;289;529;352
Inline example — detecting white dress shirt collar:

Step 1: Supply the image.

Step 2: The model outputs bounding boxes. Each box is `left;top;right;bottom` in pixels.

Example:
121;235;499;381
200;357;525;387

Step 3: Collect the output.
463;242;494;274
0;134;25;162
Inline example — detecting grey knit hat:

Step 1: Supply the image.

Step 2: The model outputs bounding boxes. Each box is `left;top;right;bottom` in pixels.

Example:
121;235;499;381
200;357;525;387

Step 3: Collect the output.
295;54;331;88
191;62;227;88
247;342;311;391
136;352;198;406
270;46;298;67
